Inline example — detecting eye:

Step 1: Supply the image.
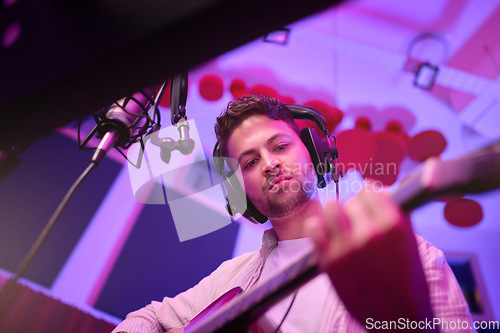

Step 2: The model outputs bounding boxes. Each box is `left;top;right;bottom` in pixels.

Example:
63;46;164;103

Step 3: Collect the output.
274;144;288;152
244;157;258;169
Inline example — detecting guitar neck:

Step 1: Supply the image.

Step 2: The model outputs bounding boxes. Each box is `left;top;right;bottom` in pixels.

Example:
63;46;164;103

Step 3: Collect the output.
187;249;320;333
187;140;500;333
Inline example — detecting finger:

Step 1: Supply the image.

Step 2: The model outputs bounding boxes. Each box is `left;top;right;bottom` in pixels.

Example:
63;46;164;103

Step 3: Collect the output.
358;186;405;231
319;200;352;262
325;200;350;235
304;201;346;257
303;215;329;252
343;197;378;249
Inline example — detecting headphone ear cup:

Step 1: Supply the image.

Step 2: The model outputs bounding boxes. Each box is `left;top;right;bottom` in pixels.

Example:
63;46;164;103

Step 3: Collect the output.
223;171;268;224
243;201;268;224
213;143;268;224
222;171;246;217
300;127;334;188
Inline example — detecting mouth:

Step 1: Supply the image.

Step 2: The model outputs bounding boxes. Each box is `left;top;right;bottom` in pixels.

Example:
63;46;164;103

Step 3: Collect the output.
267;175;293;191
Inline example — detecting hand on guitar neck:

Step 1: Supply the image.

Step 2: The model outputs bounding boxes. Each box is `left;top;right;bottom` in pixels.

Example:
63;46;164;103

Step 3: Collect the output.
304;137;500;332
305;185;436;333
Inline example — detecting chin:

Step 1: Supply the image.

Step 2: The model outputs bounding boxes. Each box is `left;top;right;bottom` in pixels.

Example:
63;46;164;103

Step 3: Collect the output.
261;191;312;219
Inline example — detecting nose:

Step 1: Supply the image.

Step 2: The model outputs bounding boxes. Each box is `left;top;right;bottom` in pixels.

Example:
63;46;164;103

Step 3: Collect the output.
262;155;281;176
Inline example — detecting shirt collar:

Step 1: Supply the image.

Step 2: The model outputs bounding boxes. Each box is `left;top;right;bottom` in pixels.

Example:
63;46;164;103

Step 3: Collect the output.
261;228;279;250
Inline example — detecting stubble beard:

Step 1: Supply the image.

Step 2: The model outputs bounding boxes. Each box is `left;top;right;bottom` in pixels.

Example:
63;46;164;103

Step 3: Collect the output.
250;170;318;219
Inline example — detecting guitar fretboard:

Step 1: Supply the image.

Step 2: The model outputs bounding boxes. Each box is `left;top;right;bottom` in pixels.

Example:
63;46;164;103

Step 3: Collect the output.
187;249;319;333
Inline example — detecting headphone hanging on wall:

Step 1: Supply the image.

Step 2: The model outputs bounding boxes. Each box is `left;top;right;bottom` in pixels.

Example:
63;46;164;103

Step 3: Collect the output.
213;104;340;224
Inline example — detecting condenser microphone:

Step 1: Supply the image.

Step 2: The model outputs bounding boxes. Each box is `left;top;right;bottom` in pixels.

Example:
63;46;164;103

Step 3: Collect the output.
91;86;157;164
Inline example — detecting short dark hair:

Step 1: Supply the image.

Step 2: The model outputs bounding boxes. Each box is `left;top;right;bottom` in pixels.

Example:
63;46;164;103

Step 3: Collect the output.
215;95;300;157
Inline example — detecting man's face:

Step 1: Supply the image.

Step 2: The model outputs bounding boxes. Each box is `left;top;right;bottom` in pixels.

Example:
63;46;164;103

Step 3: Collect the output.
226;114;317;219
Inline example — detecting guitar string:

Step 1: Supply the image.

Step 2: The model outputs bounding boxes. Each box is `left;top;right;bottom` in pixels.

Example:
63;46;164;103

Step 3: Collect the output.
273;290;299;333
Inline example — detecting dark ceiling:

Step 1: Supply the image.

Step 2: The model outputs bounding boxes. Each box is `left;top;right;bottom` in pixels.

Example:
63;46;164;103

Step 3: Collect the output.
0;0;340;150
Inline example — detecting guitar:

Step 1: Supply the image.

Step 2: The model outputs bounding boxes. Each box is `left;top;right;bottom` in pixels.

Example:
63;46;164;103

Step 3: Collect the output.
186;140;500;333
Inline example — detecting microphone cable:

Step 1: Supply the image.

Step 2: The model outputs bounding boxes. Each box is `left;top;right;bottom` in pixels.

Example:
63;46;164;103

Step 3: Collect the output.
0;161;96;318
0;83;167;318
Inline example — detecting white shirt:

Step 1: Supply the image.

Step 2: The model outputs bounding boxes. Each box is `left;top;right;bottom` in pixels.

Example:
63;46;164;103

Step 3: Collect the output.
258;237;332;332
112;229;473;333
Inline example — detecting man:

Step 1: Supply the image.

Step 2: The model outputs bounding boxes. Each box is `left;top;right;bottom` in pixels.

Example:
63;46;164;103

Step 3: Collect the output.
113;95;472;332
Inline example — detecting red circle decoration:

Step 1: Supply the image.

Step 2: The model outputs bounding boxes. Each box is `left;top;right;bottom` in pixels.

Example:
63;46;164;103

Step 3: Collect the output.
199;75;224;101
385;121;410;150
366;132;407;186
408;130;447;161
444;198;483;227
355;117;371;131
305;100;344;133
295;119;316;131
281;96;296;104
337;125;376;177
230;79;247;99
386;120;403;133
249;85;280;99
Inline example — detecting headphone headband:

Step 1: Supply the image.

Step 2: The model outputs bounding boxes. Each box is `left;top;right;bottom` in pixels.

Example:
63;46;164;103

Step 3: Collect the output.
287;104;329;136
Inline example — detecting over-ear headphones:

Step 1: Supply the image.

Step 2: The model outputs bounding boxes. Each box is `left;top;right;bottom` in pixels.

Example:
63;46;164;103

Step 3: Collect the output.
213;104;339;224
